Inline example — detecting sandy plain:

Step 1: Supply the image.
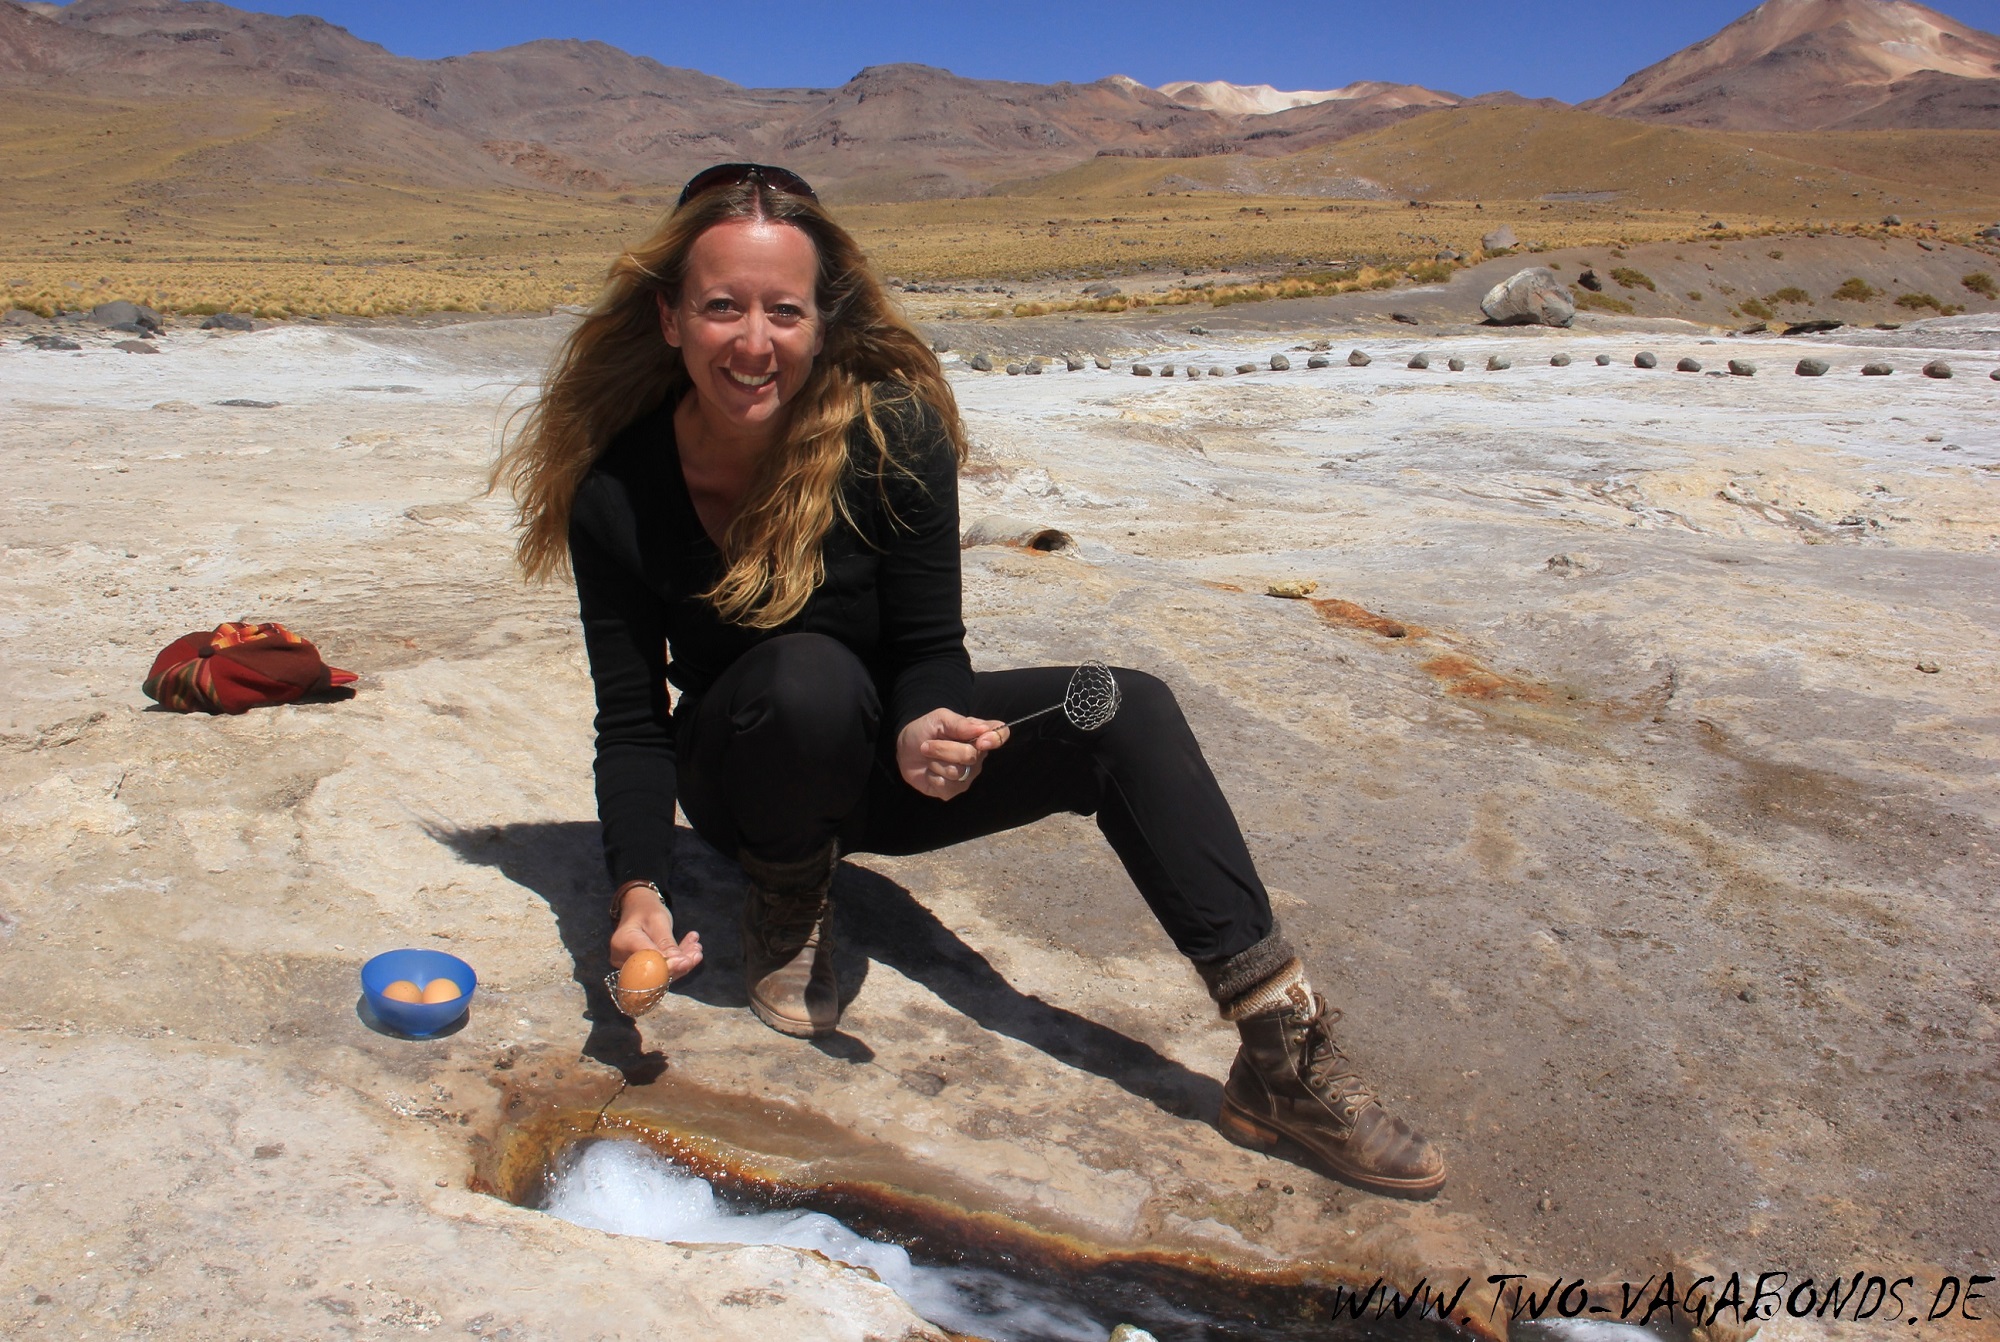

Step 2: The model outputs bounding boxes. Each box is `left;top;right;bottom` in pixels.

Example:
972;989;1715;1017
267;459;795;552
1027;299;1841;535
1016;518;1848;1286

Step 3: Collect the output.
1;291;1997;1339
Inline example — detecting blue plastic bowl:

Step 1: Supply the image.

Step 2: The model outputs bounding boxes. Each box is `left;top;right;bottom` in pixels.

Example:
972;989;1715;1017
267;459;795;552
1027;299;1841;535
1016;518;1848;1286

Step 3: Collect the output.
361;948;476;1037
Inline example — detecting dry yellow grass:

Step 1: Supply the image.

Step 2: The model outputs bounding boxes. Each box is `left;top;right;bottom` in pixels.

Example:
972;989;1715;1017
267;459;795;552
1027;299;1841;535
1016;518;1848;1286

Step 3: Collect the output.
844;194;1755;284
4;93;1996;318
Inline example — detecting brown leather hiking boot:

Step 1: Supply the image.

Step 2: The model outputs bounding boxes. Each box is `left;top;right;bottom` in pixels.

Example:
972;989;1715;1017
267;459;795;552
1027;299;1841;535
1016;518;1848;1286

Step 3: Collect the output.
738;845;840;1038
1219;974;1445;1198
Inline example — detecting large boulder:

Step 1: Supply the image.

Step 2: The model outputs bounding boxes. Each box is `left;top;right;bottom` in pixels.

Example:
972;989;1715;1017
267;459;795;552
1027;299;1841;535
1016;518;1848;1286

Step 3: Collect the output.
89;300;162;333
1481;225;1519;254
1480;267;1575;328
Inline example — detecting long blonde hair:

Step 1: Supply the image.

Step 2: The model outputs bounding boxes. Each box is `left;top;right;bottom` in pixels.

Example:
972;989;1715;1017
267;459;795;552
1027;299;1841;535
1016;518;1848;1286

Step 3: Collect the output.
492;176;966;627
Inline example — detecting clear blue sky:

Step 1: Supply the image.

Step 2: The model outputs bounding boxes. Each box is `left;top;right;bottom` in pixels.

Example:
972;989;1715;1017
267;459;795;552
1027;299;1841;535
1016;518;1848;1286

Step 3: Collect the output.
58;0;2000;101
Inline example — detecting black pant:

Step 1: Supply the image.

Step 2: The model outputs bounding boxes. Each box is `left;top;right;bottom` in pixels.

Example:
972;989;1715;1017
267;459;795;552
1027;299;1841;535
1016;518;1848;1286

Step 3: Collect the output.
675;633;1274;965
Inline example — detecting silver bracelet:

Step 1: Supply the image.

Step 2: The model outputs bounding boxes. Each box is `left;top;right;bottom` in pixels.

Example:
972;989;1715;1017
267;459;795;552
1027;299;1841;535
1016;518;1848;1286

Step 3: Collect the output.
611;879;664;921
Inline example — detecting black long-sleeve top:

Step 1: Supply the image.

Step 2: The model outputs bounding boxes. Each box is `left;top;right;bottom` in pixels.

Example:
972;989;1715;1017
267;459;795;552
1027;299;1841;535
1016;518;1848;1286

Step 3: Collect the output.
568;389;971;904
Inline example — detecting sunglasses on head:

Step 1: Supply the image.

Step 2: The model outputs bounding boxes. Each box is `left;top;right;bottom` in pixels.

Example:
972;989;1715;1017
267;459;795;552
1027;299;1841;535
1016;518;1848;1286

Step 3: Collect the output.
675;162;819;210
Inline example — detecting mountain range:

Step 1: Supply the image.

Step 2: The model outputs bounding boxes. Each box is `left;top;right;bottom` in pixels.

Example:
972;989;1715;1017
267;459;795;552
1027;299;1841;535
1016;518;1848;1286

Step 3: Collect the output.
2;0;1998;201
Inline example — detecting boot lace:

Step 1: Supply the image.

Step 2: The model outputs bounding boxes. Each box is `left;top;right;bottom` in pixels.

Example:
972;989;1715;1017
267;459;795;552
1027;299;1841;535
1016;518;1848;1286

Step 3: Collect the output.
742;846;835;953
766;890;825;942
752;883;827;953
1298;994;1377;1118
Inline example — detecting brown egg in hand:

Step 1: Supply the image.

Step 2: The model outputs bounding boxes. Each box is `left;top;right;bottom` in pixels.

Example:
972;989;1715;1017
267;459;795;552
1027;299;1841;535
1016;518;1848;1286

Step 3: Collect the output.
619;949;670;993
420;978;463;1004
382;980;424;1003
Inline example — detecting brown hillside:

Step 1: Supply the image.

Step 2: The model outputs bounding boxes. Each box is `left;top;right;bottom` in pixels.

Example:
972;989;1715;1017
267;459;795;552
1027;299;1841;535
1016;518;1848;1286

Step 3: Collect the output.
1268;105;2000;215
775;65;1234;199
1583;0;2000;130
1829;69;2000;127
11;0;2000;216
0;0;1237;199
1227;89;1464;157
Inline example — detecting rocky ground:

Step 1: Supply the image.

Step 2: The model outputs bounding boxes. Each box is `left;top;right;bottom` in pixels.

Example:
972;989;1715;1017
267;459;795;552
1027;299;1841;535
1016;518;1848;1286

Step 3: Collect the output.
1;300;1995;1340
884;232;2000;334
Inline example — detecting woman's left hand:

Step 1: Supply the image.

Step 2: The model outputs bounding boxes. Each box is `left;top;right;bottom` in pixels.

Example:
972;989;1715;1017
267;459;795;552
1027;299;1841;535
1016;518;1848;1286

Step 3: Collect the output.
897;709;1009;800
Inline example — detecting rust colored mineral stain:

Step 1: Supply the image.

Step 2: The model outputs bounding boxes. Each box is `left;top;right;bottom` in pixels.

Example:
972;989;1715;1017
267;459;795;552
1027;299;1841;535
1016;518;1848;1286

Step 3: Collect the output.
1294;594;1575;720
1310;597;1420;640
478;1098;1497;1342
1419;653;1553;704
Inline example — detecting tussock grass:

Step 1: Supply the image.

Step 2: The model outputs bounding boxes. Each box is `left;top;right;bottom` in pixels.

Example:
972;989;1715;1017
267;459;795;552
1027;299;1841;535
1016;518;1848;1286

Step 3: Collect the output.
1895;291;1965;314
1574;289;1635;315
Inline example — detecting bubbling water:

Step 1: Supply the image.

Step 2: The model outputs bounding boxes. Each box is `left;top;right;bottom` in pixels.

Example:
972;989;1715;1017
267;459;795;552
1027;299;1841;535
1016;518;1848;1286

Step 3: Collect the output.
542;1138;1112;1342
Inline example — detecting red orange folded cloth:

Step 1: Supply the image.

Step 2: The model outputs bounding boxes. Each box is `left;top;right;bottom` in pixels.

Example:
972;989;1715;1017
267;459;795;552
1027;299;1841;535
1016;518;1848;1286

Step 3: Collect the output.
144;621;357;714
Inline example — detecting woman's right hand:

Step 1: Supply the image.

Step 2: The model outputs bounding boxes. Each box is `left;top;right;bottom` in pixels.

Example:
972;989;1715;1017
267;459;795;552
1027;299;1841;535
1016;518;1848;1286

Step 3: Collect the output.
897;708;1009;801
609;882;704;980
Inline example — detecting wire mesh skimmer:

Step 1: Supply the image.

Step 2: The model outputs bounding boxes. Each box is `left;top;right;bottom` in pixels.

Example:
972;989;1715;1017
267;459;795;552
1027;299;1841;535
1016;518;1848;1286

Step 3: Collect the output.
1002;660;1121;733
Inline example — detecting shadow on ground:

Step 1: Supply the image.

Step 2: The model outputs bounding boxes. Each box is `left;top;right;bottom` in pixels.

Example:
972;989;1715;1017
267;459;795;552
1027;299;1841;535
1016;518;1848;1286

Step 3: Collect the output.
430;820;1221;1120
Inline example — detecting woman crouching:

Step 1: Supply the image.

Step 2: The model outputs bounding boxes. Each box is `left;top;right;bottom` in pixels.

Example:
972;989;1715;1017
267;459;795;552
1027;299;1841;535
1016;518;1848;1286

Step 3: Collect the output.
492;163;1445;1197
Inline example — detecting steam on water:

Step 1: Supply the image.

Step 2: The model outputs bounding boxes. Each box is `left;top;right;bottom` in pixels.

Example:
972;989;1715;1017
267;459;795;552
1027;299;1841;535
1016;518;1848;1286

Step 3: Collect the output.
542;1139;1110;1342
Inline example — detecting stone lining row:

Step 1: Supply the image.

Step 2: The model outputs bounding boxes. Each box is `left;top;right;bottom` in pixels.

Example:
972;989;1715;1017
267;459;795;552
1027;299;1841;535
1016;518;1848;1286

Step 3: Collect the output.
960;350;1999;382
